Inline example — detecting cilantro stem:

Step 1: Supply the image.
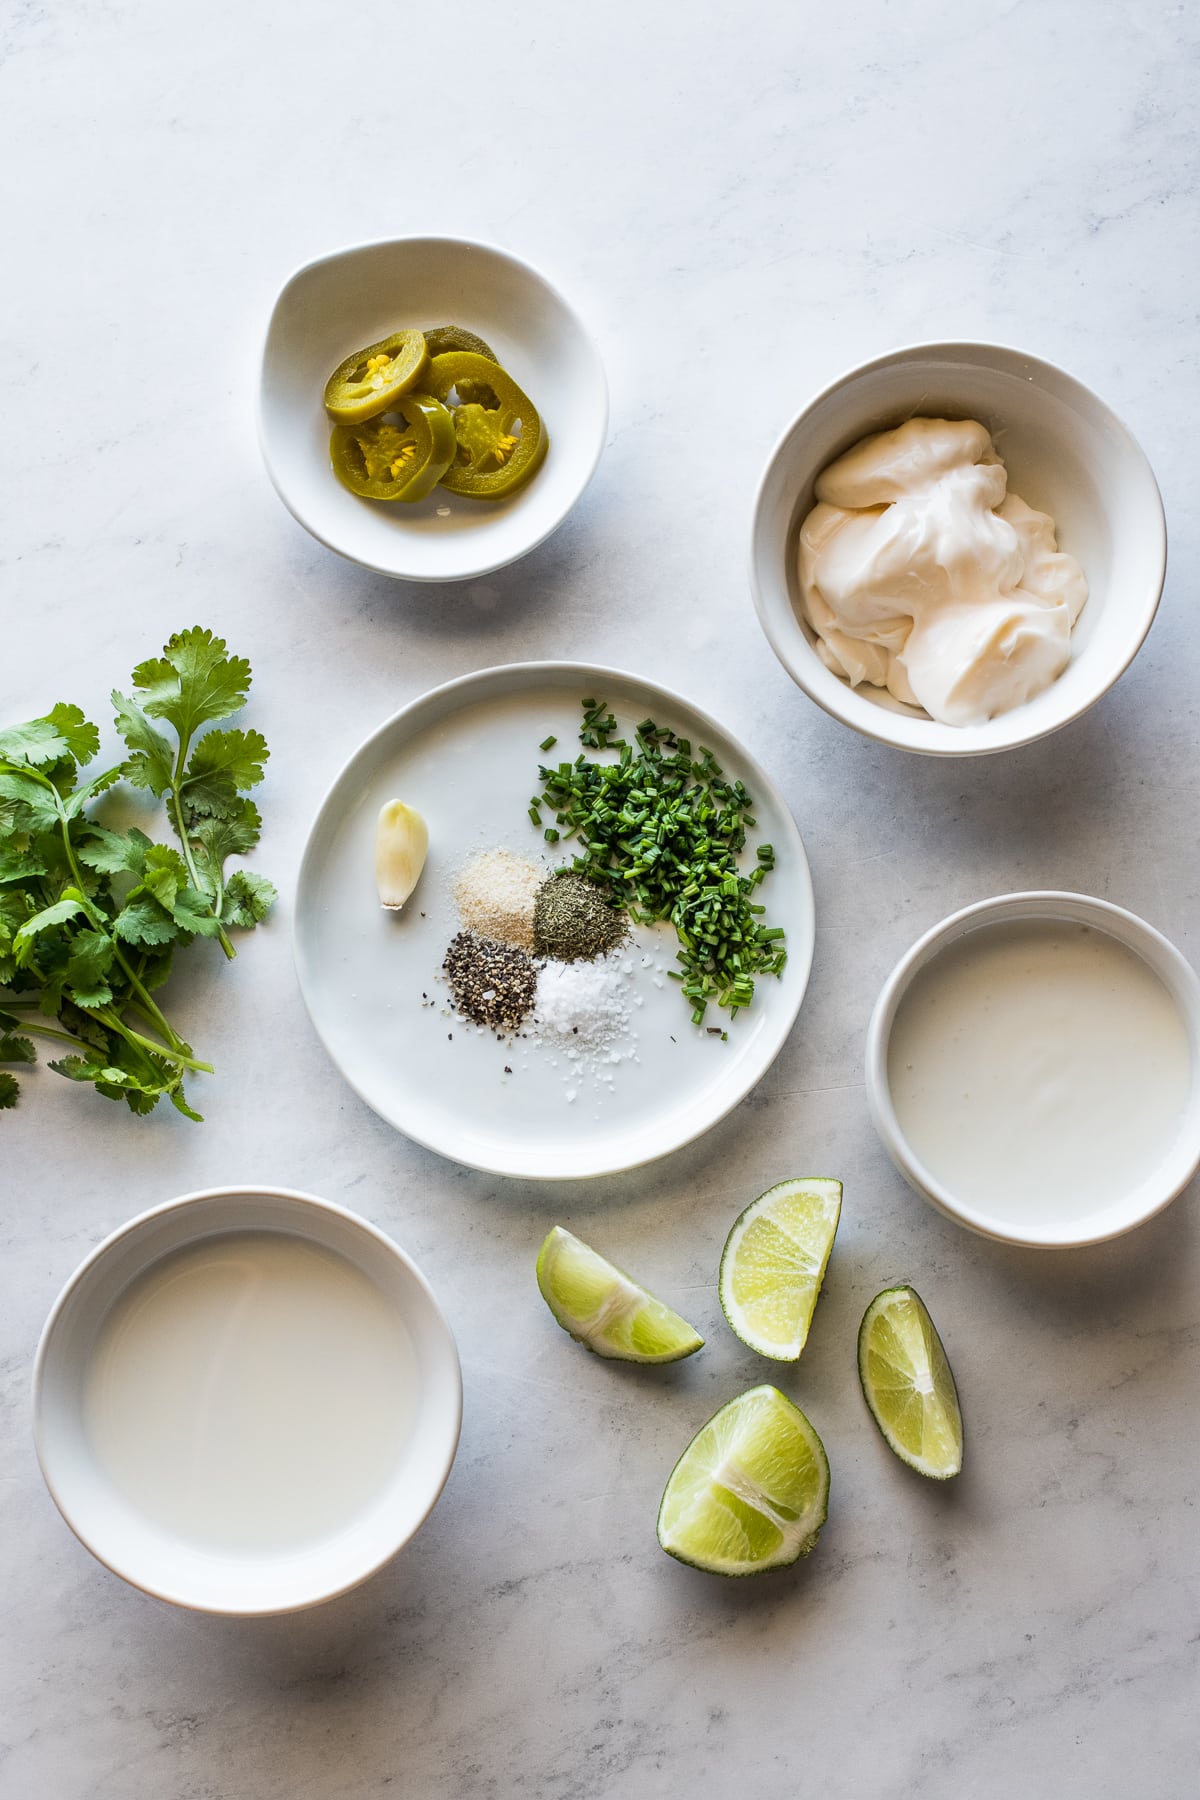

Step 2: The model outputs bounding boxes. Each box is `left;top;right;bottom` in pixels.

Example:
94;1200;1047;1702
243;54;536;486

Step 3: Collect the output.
169;738;236;962
94;1011;214;1074
45;788;191;1056
0;1014;91;1050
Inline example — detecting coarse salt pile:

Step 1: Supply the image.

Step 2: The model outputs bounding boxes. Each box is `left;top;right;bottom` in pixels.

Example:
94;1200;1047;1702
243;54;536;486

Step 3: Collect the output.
453;849;542;952
530;949;640;1085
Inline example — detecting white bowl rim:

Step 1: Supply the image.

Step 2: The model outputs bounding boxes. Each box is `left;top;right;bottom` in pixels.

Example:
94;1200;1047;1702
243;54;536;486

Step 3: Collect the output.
32;1183;464;1615
749;337;1168;757
256;232;609;583
864;891;1200;1248
293;656;817;1179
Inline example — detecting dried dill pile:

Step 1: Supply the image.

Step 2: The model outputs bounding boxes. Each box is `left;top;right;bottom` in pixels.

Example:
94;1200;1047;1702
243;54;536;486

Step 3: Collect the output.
533;872;629;963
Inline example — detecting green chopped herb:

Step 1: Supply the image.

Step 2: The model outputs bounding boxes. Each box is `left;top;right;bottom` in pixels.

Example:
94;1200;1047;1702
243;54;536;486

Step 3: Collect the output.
539;735;557;752
534;703;786;1023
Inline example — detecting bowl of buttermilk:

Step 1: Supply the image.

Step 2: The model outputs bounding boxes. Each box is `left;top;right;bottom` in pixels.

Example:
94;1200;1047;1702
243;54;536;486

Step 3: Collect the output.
33;1185;463;1613
750;342;1166;756
865;892;1200;1246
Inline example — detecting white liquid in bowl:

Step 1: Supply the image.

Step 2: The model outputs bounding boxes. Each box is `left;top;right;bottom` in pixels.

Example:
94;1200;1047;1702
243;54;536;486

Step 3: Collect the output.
83;1232;417;1554
887;920;1192;1224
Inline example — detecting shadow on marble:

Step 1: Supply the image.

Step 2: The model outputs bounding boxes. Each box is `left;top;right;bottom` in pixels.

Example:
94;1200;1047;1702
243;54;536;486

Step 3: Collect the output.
979;1178;1196;1314
324;498;607;646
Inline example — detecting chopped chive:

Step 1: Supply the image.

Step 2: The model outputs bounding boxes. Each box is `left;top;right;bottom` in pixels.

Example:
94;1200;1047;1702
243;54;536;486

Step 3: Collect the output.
539;734;557;752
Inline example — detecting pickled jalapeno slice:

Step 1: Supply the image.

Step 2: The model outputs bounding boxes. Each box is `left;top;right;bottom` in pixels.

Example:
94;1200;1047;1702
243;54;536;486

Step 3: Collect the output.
422;324;499;361
324;329;429;425
424;351;548;500
329;392;456;502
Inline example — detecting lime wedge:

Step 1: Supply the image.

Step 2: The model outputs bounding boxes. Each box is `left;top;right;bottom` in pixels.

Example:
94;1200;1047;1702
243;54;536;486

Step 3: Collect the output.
858;1286;963;1479
657;1385;830;1575
718;1177;842;1359
535;1227;703;1363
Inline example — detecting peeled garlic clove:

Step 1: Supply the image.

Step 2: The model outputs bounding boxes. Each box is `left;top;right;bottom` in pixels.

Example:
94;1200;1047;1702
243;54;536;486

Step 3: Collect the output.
375;800;429;910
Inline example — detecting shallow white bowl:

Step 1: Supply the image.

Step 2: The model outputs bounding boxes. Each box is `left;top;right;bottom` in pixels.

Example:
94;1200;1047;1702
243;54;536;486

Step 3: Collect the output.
865;893;1200;1247
33;1186;462;1614
259;236;607;581
750;342;1167;756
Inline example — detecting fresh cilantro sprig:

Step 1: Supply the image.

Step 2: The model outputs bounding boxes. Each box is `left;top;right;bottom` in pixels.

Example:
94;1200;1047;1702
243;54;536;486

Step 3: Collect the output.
0;627;275;1121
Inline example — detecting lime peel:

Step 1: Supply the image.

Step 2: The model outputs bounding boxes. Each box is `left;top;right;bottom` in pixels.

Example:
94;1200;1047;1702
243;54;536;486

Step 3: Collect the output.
535;1226;703;1364
718;1177;842;1360
858;1285;963;1480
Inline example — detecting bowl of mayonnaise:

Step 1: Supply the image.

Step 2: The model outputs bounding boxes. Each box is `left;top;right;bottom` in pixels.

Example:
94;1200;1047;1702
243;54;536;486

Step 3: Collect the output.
750;342;1166;756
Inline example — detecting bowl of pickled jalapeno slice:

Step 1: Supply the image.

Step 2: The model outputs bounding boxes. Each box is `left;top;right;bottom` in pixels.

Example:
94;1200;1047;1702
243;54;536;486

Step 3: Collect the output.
258;236;608;582
325;329;548;505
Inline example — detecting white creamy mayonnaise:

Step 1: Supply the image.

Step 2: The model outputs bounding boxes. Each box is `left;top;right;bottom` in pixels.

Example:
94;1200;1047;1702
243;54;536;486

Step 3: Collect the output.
798;418;1088;726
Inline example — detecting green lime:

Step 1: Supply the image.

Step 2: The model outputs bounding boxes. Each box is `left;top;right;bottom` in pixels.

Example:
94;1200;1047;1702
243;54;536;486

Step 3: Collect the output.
657;1384;830;1575
858;1286;963;1479
535;1226;703;1363
718;1177;842;1360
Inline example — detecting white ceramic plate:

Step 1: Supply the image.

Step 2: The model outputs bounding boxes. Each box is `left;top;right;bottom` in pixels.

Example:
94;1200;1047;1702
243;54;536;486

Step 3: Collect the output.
34;1186;462;1615
295;664;815;1179
259;236;608;581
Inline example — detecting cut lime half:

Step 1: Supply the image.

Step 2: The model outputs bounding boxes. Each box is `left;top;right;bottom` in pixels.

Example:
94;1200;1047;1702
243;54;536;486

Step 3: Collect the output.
858;1285;963;1479
718;1177;842;1360
535;1226;703;1363
657;1384;830;1576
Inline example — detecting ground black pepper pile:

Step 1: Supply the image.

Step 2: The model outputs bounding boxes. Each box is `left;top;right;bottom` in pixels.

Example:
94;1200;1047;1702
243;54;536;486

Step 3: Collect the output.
533;872;629;962
442;931;538;1034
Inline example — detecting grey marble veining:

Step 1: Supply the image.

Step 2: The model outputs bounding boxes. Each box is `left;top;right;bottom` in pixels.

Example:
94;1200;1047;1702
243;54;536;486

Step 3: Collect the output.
2;2;1198;1796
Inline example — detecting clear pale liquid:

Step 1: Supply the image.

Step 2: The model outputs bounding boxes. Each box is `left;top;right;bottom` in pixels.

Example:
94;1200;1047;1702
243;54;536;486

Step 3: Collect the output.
887;920;1192;1223
84;1232;417;1554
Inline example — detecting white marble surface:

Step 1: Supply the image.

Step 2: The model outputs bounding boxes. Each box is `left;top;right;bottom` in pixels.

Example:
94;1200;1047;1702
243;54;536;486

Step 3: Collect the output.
2;2;1198;1795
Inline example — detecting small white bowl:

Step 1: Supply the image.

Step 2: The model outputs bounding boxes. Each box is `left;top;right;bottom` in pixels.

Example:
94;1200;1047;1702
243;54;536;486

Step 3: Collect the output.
865;893;1200;1247
750;342;1167;756
33;1186;462;1614
259;236;608;582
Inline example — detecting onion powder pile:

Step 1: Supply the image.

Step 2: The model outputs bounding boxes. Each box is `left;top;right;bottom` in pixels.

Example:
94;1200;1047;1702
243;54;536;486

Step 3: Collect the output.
454;849;542;953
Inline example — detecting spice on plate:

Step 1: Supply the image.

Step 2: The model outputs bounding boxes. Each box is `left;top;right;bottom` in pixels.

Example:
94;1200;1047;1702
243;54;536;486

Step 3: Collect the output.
454;849;542;952
533;871;630;963
443;931;538;1035
532;949;637;1069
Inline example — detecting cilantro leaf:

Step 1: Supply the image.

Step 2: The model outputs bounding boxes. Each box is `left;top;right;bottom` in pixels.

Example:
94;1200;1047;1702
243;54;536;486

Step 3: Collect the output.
182;728;268;816
140;843;189;912
169;887;225;938
0;704;99;768
169;1087;204;1122
112;896;181;948
0;771;62;834
76;825;152;877
221;870;277;928
0;1033;36;1063
64;929;116;1009
138;944;176;992
14;893;88;962
112;691;174;796
190;801;262;889
131;627;252;740
0;842;48;885
62;764;124;820
0;1073;18;1109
